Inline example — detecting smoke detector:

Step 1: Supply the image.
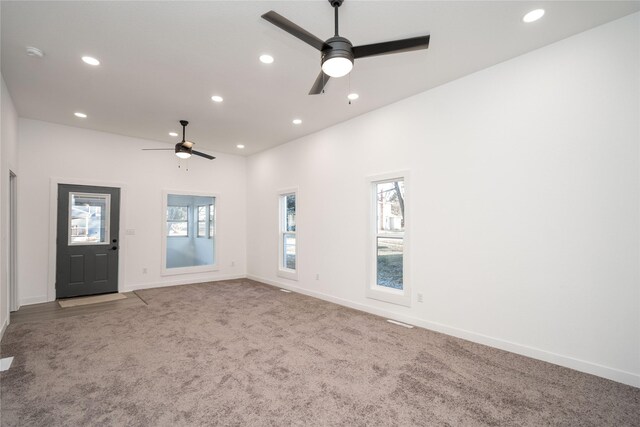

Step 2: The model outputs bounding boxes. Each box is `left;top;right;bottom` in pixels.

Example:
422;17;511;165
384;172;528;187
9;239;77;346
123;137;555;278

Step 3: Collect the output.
25;47;44;58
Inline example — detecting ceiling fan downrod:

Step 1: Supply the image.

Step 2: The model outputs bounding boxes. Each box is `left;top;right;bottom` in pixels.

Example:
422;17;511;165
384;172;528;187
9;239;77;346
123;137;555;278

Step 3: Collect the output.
332;0;343;36
180;120;188;142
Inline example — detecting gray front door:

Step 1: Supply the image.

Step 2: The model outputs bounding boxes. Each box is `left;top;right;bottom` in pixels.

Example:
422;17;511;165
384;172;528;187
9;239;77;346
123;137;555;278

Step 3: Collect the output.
56;184;120;298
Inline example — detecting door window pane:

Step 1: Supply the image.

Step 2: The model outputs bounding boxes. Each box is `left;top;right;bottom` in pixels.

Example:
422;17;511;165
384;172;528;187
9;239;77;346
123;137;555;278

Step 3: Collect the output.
377;237;403;289
69;193;110;245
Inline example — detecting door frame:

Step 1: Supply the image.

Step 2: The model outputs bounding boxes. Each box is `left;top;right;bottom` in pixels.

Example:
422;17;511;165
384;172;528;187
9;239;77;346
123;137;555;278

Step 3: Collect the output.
47;177;127;302
9;171;18;311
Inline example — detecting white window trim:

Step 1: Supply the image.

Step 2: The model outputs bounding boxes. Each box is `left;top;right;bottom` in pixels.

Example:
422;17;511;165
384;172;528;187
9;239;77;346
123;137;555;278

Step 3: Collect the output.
161;190;219;276
277;187;298;281
366;171;411;307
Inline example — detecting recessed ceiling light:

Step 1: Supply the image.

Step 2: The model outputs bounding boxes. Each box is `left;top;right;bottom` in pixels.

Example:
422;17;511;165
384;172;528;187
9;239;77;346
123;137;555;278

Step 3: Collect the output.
522;9;545;23
347;93;359;101
74;112;87;118
25;46;44;58
292;119;302;125
237;144;245;149
259;54;274;64
169;132;178;137
82;56;100;66
211;95;223;103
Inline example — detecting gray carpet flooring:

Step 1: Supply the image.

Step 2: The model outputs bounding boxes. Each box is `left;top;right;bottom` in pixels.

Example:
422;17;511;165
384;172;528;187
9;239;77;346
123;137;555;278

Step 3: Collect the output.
1;279;638;426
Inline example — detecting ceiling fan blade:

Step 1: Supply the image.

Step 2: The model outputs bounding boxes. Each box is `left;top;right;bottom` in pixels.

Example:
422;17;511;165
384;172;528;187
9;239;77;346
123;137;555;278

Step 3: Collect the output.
353;35;430;59
182;141;194;148
142;148;174;151
262;11;328;51
192;150;215;160
309;71;330;95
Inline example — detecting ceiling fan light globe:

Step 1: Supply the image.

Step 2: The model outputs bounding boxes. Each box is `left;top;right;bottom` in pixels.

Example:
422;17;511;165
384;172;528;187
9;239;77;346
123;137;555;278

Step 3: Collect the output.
176;152;191;159
321;57;353;78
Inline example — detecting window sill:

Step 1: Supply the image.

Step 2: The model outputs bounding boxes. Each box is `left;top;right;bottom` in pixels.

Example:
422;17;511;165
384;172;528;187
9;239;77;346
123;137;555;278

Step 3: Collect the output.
161;264;219;276
277;269;298;281
366;286;411;307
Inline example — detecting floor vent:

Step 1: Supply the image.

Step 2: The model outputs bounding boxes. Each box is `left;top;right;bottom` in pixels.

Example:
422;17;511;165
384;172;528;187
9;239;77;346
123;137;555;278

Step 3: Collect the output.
386;319;414;329
279;289;292;293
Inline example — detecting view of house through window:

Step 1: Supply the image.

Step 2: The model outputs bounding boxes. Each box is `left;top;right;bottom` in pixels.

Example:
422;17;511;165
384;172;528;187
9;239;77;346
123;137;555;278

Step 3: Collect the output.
69;192;110;245
279;192;296;275
375;180;405;290
165;194;216;270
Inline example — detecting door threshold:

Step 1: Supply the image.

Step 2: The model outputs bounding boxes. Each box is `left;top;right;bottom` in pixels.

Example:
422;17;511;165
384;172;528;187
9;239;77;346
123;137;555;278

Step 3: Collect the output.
58;293;126;308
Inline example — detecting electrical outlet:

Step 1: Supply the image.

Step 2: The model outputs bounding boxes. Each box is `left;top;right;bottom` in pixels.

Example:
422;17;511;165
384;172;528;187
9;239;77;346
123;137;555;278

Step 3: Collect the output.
315;274;320;280
417;293;423;303
231;261;235;267
142;268;148;274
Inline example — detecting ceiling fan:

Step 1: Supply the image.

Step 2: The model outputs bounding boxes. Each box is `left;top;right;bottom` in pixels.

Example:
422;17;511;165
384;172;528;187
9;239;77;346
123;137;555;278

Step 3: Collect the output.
143;120;215;160
262;0;430;95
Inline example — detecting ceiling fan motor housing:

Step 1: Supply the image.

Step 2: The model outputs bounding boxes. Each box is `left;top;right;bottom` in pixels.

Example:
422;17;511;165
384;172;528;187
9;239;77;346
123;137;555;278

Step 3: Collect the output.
175;142;192;155
322;36;354;66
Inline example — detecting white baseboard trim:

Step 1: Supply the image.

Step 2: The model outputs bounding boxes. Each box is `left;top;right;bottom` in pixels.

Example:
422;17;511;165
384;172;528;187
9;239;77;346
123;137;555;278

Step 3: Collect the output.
19;295;48;306
123;274;246;292
247;274;640;388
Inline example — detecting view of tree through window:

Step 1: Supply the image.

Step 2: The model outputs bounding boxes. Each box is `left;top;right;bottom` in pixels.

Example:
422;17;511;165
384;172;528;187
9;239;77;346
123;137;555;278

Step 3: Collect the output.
167;206;188;237
375;180;404;289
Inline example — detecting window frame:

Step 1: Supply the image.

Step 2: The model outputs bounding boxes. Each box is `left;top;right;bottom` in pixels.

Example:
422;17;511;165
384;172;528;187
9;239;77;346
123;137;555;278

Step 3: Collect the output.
277;188;298;281
366;172;411;307
161;190;219;276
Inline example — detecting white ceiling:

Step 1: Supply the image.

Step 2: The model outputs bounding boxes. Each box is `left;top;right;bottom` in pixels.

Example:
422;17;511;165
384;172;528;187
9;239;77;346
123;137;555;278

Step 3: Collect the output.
2;1;639;155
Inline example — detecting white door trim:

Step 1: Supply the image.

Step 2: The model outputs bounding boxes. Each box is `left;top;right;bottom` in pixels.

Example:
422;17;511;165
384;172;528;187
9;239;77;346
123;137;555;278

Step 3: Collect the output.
47;177;127;302
9;171;18;312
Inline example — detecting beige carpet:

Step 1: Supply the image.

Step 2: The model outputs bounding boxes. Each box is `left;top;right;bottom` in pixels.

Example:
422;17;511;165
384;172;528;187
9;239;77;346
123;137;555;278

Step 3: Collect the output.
1;279;638;426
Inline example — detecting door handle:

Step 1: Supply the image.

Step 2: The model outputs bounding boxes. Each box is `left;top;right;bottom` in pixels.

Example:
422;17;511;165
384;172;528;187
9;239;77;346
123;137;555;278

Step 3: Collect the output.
111;246;118;250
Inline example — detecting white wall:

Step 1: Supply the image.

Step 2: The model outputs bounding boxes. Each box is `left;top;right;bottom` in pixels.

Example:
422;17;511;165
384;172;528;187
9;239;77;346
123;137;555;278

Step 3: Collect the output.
1;75;19;338
246;13;640;387
17;119;247;304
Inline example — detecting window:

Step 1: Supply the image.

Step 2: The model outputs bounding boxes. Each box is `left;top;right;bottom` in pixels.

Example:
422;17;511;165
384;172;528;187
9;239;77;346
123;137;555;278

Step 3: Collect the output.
367;173;410;306
167;206;189;237
197;206;207;237
278;191;297;280
209;204;215;238
162;193;217;274
68;192;110;245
